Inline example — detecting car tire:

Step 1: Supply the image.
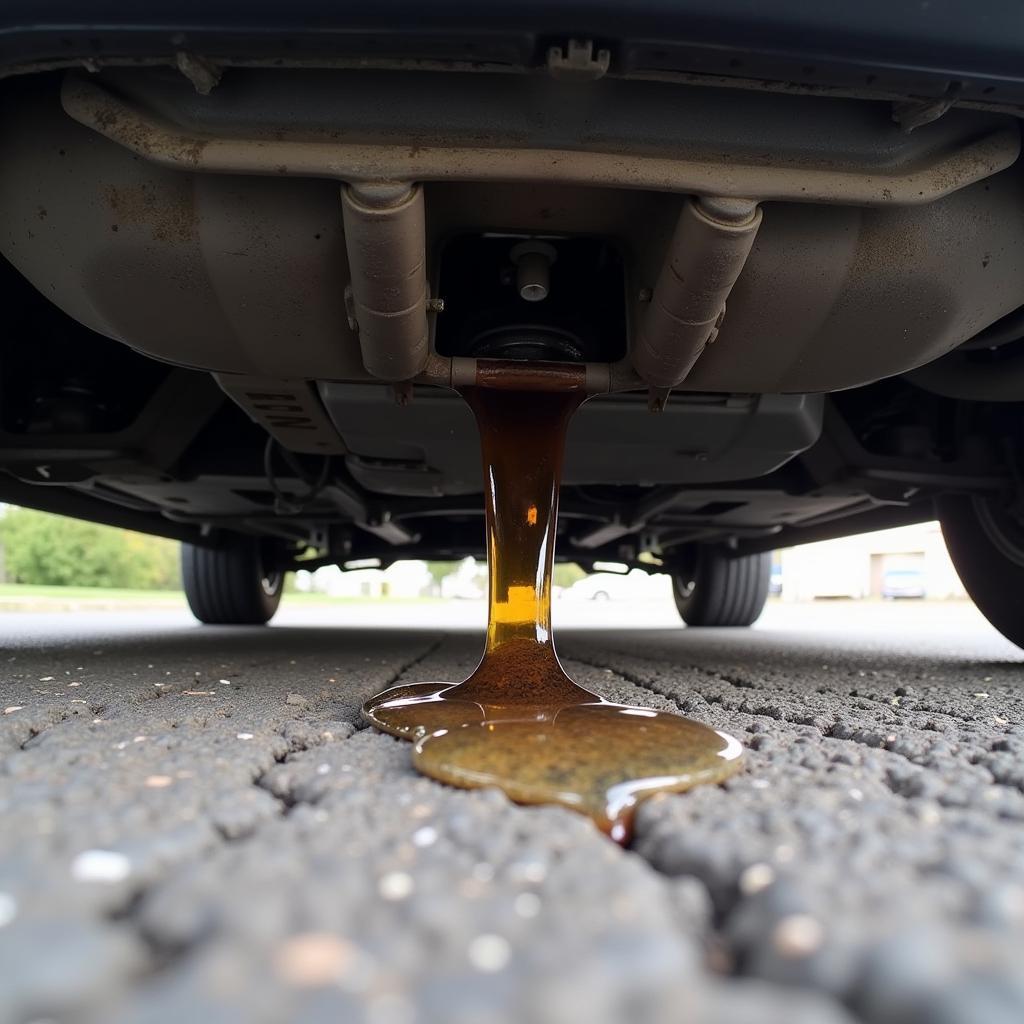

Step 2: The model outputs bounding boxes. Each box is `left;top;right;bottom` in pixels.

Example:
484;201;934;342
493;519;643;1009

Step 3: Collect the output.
181;536;283;625
937;494;1024;649
672;547;770;627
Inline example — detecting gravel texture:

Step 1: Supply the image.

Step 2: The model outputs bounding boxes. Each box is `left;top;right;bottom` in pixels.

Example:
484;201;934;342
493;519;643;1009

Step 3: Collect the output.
1;609;1023;1024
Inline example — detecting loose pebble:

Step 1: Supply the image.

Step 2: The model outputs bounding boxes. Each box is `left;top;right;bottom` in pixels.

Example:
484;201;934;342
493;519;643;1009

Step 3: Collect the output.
411;826;438;848
378;872;414;901
274;932;353;986
71;849;132;884
467;933;511;972
739;863;776;895
772;914;825;958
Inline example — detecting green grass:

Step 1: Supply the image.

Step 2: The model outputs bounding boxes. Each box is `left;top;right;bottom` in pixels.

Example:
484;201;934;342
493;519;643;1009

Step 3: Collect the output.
0;583;445;605
0;583;185;601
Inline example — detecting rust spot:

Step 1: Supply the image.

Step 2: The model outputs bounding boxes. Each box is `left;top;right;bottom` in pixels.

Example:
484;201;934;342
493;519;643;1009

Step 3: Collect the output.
94;107;119;131
178;139;206;167
103;183;197;244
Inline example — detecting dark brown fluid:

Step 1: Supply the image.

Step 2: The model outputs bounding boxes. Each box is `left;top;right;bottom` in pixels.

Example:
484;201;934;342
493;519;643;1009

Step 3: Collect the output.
362;381;742;843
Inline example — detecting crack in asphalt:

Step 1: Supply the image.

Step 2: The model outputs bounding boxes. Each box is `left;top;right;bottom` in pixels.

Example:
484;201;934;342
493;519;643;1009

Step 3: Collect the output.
348;634;449;731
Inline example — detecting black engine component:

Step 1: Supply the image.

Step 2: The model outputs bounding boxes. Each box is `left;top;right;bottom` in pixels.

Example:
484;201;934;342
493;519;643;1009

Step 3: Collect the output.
433;235;627;363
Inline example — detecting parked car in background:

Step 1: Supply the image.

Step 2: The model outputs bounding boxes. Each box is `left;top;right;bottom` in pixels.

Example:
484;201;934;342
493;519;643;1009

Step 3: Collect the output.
564;570;668;603
881;568;927;599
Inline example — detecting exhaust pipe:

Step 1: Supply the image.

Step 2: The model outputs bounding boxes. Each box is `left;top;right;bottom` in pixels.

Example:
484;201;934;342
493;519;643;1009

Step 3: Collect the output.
341;182;430;382
633;196;761;406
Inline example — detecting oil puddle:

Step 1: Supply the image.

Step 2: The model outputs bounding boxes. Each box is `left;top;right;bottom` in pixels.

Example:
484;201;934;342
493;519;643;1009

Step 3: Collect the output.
363;378;742;843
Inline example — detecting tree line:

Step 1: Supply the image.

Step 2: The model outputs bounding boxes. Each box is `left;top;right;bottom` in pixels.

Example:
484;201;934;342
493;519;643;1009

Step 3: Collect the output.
0;510;591;591
0;507;180;589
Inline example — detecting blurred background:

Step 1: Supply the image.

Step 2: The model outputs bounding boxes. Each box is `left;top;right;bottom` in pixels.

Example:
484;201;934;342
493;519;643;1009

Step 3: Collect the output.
0;505;965;618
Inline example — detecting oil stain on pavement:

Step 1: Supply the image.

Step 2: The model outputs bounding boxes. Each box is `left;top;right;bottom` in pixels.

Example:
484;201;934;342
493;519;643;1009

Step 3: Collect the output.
365;385;742;842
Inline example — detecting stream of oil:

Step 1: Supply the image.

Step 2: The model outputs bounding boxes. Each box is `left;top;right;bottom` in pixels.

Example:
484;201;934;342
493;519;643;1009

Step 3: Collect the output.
363;381;742;843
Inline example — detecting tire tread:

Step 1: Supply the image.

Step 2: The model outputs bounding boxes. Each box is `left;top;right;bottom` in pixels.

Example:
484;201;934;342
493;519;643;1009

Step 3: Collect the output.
938;495;1024;649
674;548;770;627
181;537;281;625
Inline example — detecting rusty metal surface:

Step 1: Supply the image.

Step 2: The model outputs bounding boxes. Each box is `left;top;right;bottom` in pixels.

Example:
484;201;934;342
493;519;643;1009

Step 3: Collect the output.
61;73;1020;206
214;375;350;453
474;360;587;393
424;357;613;395
4;73;1024;403
405;355;591;394
632;197;761;391
341;183;430;382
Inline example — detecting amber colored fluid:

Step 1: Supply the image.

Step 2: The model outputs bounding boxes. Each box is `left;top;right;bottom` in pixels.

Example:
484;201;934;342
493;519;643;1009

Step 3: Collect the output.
362;383;742;843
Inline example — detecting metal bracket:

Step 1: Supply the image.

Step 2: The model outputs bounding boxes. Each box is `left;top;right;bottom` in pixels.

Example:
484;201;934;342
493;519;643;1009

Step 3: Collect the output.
546;39;610;81
892;83;962;132
174;53;221;95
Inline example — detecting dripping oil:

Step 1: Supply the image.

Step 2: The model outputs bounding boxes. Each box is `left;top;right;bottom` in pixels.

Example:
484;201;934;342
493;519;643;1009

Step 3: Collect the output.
363;374;742;843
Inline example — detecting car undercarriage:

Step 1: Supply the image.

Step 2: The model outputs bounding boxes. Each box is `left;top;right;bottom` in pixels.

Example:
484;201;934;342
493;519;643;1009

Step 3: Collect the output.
1;3;1023;644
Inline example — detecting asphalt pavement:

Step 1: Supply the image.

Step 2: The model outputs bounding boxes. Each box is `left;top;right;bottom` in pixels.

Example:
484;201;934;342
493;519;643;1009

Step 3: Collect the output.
1;599;1023;1024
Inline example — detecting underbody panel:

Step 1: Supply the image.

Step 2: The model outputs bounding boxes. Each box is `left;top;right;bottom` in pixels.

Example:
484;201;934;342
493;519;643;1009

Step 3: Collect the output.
1;71;1021;397
0;8;1021;575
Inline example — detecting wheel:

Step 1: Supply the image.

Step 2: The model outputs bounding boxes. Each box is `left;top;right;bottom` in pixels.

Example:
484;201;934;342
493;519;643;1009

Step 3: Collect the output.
672;546;770;627
181;535;283;625
937;494;1024;648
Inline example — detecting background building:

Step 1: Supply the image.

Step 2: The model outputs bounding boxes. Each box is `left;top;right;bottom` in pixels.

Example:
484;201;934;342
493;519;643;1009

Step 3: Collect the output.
777;521;966;602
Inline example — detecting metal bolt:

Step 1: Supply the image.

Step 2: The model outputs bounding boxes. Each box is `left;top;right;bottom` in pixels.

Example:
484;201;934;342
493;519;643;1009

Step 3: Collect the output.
426;297;445;313
510;241;557;303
